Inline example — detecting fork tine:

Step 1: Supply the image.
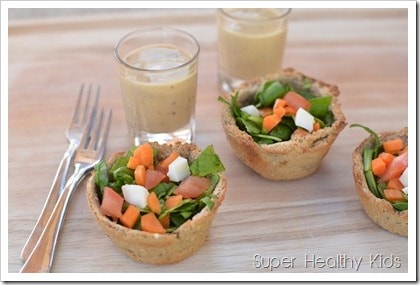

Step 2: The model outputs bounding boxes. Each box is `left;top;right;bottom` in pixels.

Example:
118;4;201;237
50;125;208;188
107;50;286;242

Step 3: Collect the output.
79;103;96;151
88;108;104;151
88;85;100;124
79;84;91;126
80;84;101;126
70;84;85;126
96;109;113;153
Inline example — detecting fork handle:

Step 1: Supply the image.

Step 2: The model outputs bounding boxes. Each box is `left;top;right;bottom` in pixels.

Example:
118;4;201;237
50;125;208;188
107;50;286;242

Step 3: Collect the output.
19;166;87;273
20;146;76;262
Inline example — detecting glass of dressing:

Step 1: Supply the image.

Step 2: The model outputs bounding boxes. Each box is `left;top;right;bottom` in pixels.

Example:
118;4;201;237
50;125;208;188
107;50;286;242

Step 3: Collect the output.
216;8;291;93
114;27;200;145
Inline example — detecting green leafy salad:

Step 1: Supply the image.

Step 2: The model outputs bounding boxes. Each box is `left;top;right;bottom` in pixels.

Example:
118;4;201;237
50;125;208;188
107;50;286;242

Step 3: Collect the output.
94;144;226;233
351;124;408;211
218;80;335;144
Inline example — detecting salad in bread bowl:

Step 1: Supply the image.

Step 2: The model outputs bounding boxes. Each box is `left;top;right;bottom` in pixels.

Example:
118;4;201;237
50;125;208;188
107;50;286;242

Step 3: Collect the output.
219;68;347;180
351;124;408;236
86;142;227;264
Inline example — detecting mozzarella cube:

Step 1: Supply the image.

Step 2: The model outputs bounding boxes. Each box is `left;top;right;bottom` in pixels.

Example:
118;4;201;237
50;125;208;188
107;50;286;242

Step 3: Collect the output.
399;167;408;188
241;105;260;117
294;108;315;132
402;187;408;195
122;184;149;208
167;156;191;182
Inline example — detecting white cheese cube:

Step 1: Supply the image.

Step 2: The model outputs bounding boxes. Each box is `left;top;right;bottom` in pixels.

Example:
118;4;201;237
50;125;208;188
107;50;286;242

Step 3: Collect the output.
241;105;260;117
167;156;191;182
399;167;408;188
122;184;149;208
402;187;408;195
294;108;315;132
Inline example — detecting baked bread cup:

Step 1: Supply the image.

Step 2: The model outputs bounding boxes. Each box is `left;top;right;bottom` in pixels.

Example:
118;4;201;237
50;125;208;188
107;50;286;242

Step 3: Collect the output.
220;68;347;180
86;142;227;264
352;127;408;236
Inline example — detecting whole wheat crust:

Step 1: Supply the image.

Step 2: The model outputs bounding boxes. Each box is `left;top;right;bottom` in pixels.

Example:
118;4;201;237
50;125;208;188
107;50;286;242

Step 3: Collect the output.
86;142;227;264
221;67;347;180
352;127;408;236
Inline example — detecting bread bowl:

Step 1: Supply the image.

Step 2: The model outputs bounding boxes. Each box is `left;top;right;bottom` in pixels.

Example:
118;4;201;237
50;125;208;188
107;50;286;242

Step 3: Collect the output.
220;68;347;180
86;142;227;264
352;127;408;236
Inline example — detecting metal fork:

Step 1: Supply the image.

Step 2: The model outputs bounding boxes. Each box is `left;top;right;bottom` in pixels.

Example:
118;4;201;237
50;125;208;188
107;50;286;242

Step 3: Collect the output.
19;106;112;273
20;84;99;262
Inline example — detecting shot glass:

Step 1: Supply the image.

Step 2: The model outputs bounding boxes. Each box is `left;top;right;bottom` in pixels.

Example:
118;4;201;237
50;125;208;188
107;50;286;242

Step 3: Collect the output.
216;8;291;93
114;27;200;145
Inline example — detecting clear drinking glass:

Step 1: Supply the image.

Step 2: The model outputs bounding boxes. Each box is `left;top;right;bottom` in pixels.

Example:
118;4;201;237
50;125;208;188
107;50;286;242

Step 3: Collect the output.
114;27;200;145
216;8;291;93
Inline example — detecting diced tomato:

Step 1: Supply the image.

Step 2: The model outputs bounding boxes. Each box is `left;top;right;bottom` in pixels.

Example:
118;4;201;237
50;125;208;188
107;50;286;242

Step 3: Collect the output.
174;176;211;199
379;151;408;182
283;91;311;113
145;169;166;190
100;187;124;221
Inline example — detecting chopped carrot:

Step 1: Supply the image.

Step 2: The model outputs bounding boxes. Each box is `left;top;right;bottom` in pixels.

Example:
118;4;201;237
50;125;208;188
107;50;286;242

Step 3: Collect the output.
383;138;404;155
165;194;183;210
156;150;180;174
259;107;273;117
378;152;395;166
273;98;287;108
262;114;282;133
285;106;296;115
159;214;171;229
147;191;161;214
387;177;403;191
371;157;386;176
141;213;166;234
127;156;141;170
134;164;146;186
273;105;286;119
379;151;408;182
119;205;140;229
283;91;311;113
383;189;406;202
399;146;408;155
133;143;154;167
313;122;321;132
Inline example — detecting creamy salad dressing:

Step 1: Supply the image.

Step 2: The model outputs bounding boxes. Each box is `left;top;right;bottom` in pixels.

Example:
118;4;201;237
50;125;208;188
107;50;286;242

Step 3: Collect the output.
118;44;197;134
217;8;289;85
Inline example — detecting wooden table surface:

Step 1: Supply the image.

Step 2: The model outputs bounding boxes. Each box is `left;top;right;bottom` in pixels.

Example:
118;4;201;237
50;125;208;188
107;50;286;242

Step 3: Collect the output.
7;7;412;280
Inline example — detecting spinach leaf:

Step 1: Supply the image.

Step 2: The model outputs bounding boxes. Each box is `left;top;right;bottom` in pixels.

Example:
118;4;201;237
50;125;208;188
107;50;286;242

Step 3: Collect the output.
190;145;225;177
254;81;290;108
309;96;332;118
322;111;335;127
393;202;408;211
200;195;216;210
236;115;262;134
350;123;382;157
218;93;242;119
269;122;294;141
94;161;109;201
153;182;177;200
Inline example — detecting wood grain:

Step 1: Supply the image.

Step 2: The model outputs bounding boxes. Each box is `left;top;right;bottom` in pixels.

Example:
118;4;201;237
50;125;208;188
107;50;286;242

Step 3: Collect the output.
8;8;409;276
